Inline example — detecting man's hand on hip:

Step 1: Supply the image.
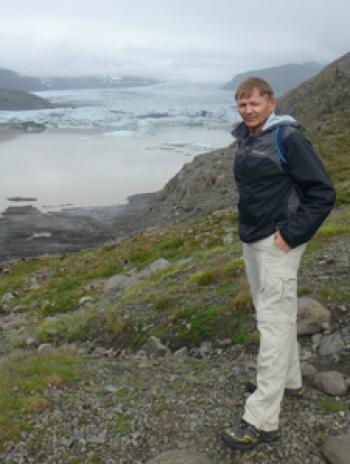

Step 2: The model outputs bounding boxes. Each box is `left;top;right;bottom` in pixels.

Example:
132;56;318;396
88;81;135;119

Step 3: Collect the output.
274;230;291;252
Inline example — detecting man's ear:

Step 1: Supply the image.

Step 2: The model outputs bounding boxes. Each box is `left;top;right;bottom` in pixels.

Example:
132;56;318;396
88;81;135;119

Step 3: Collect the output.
270;97;277;111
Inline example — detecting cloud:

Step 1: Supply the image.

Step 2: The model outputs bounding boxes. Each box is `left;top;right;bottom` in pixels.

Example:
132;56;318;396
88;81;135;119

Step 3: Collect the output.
1;0;349;80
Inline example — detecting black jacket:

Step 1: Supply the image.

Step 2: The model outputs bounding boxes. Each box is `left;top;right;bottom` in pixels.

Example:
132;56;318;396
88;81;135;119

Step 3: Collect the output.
232;118;336;247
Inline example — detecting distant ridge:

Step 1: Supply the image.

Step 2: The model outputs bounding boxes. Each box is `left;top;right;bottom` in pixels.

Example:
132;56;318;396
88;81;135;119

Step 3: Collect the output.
223;62;323;95
0;89;52;111
0;67;159;92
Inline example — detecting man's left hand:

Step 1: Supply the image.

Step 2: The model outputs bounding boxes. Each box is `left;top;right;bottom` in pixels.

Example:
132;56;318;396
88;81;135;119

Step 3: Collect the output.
274;230;291;252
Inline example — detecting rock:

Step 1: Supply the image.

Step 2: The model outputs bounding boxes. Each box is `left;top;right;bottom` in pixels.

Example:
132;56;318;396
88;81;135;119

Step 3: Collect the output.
138;258;171;278
104;274;135;292
37;343;54;354
311;333;322;349
143;336;171;357
322;434;350;464
25;336;36;347
13;305;27;313
346;377;350;388
297;297;331;335
313;371;347;396
300;350;312;361
1;292;16;303
173;346;188;360
301;362;318;382
318;334;345;357
79;296;94;306
217;338;232;347
199;341;213;356
146;450;211;464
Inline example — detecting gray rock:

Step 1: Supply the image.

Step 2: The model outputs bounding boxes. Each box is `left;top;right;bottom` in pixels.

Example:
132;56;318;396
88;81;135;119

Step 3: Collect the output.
314;371;347;396
13;305;27;313
311;333;323;349
301;362;318;382
297;297;331;335
1;292;16;304
79;296;94;305
199;341;213;356
37;343;54;354
173;346;188;360
217;338;232;347
104;274;135;292
25;336;36;347
138;258;171;278
322;434;350;464
143;336;171;357
146;450;211;464
318;334;345;357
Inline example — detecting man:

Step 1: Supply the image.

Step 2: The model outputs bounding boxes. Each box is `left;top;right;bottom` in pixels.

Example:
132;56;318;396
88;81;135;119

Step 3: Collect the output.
221;77;336;450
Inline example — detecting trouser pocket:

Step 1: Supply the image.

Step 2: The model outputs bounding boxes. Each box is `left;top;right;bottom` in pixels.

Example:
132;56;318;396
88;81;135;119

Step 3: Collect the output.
257;268;297;325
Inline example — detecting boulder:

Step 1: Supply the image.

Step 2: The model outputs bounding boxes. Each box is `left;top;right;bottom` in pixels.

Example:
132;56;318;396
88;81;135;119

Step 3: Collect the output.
318;334;345;357
301;362;318;382
143;336;171;357
146;450;211;464
322;434;350;464
297;297;331;335
104;274;136;292
37;343;54;354
138;258;171;278
313;371;347;396
173;347;188;360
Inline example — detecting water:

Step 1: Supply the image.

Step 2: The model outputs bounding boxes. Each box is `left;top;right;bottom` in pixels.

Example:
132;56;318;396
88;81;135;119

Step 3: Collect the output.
0;81;239;213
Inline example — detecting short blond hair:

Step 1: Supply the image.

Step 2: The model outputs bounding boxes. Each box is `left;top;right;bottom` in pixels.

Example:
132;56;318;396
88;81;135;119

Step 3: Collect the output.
235;77;274;101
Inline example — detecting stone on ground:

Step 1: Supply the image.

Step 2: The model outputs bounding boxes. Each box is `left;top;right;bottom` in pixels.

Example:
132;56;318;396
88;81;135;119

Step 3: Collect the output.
322;434;350;464
146;450;211;464
297;297;331;335
313;371;348;396
143;336;171;357
318;333;345;357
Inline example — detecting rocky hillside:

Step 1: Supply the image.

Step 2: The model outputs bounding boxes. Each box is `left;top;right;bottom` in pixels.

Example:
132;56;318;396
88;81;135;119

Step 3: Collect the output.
0;89;53;111
0;204;349;463
278;51;350;205
223;62;323;94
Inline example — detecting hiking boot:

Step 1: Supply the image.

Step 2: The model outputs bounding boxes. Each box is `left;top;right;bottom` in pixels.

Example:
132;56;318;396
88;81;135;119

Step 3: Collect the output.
260;429;280;443
221;419;260;450
245;379;304;398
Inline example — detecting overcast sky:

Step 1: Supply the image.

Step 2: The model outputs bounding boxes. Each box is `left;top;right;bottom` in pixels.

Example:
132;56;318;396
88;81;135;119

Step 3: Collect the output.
1;0;350;81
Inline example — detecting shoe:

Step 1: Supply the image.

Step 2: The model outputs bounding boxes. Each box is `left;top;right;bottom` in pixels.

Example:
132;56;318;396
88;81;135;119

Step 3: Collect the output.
245;379;304;398
221;419;260;450
260;429;280;443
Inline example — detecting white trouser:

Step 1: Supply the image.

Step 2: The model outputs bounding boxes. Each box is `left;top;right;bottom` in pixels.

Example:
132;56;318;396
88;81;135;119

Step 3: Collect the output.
242;233;306;432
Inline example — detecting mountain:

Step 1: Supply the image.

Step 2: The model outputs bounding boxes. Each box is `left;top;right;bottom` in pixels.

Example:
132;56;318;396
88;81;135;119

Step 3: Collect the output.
278;51;350;204
223;62;323;95
0;89;53;111
0;67;159;92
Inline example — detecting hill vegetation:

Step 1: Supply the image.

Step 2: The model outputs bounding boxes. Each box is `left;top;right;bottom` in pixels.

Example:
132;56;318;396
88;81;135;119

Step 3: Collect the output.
278;51;350;205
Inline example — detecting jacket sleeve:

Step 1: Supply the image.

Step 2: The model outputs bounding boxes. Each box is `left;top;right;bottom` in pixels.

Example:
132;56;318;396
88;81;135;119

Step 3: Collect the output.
279;131;336;247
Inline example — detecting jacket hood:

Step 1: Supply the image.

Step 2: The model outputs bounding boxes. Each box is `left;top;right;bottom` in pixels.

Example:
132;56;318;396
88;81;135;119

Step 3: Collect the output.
231;112;300;139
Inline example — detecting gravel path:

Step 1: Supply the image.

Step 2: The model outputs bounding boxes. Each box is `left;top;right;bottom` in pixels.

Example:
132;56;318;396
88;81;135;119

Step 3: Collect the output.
1;346;349;463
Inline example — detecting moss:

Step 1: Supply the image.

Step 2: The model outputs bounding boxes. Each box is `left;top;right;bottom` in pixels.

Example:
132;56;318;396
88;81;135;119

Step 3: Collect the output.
188;270;218;286
319;399;345;413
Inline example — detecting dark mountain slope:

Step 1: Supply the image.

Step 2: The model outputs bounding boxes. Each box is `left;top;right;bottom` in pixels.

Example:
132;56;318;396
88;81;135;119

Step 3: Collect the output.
278;51;350;204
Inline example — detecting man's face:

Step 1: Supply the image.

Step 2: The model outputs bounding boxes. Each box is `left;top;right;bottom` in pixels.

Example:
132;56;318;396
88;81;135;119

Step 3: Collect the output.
236;88;276;133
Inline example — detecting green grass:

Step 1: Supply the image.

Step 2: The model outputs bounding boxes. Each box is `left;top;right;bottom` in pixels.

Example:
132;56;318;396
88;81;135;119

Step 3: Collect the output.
0;350;82;450
319;399;345;413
